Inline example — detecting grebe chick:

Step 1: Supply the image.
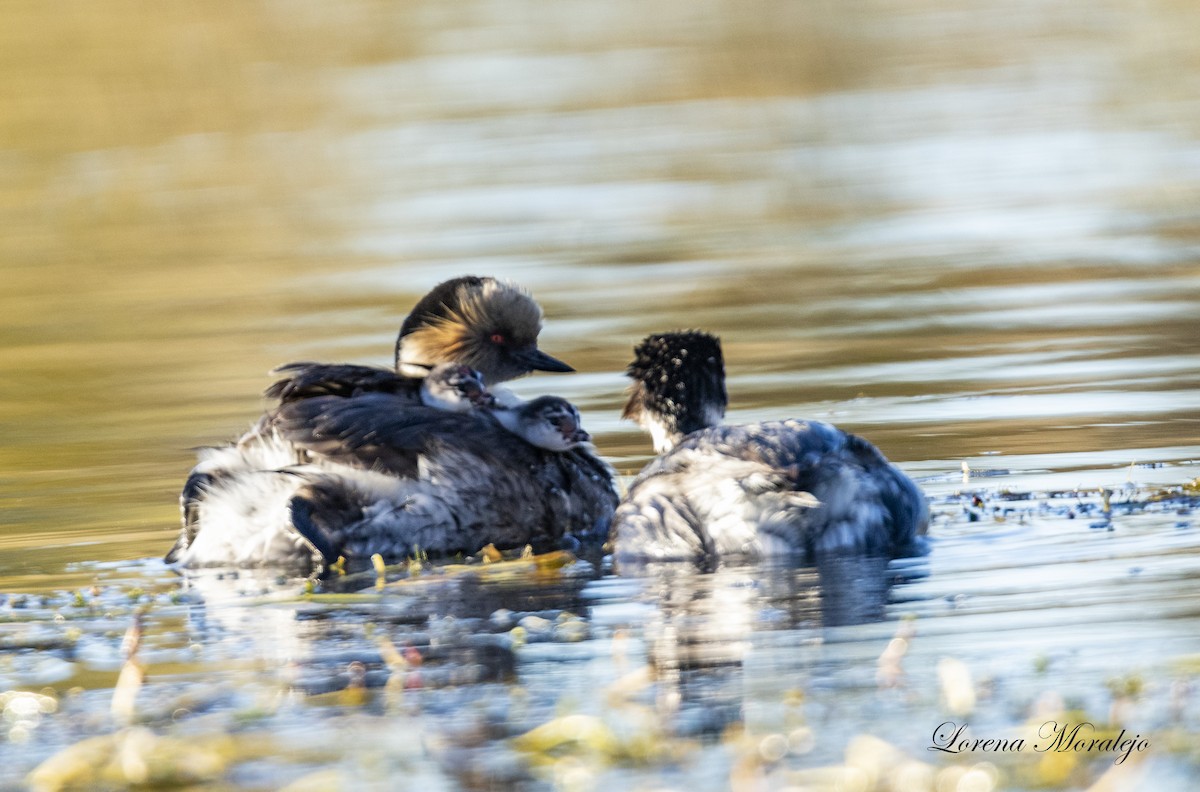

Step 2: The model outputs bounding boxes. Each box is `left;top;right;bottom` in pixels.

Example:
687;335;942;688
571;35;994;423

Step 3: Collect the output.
490;396;590;451
613;331;928;563
419;363;495;412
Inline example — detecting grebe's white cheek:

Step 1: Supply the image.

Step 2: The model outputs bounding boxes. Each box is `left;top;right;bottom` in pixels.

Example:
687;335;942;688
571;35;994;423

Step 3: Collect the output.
646;418;675;454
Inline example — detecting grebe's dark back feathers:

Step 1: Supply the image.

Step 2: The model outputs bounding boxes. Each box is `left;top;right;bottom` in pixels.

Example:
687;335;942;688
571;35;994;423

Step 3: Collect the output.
265;362;422;404
269;394;502;477
267;394;618;570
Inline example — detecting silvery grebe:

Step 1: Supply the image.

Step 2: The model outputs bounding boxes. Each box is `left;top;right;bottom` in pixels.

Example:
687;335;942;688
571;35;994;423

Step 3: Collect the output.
168;280;616;571
612;331;928;562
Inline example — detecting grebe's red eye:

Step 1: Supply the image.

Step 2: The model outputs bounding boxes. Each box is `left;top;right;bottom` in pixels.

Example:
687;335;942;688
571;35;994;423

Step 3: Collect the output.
490;333;506;345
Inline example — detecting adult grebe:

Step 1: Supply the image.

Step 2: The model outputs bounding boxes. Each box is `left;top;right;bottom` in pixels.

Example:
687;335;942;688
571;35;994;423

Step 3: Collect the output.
612;331;928;562
168;279;616;572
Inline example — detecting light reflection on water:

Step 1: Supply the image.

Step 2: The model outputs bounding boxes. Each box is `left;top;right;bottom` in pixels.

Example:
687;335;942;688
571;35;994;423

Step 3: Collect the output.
2;0;1200;788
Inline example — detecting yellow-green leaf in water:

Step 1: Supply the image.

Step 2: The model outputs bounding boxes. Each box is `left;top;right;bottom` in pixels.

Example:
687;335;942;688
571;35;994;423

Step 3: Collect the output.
28;728;236;792
513;714;622;764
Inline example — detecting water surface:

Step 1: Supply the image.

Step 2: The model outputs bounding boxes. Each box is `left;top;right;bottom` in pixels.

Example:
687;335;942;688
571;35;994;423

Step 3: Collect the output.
2;0;1199;789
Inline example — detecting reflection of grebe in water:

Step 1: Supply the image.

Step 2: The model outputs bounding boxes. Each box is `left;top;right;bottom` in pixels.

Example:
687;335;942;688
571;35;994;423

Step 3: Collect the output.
616;556;913;742
613;331;928;563
168;277;616;573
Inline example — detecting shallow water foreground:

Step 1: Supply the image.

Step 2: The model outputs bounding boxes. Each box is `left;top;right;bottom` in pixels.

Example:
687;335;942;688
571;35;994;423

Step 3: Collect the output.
6;475;1200;791
4;0;1200;789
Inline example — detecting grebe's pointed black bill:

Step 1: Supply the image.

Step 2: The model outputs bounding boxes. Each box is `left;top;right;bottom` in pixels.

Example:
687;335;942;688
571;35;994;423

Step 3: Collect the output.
517;348;575;374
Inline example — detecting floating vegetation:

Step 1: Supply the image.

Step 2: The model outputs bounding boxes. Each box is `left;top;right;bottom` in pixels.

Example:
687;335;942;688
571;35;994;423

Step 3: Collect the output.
28;728;240;792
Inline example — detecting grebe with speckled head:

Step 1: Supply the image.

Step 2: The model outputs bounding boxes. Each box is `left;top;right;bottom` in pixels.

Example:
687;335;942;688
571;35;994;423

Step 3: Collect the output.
613;331;928;562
